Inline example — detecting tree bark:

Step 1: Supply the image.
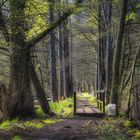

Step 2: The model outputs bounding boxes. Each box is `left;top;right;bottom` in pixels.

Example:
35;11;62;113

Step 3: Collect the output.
30;62;53;115
106;0;112;104
49;1;58;101
111;0;128;115
63;20;72;97
8;0;35;118
58;0;64;100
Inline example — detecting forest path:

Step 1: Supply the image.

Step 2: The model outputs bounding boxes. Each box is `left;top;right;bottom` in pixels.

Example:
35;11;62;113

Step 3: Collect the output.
19;116;130;140
21;117;103;140
77;98;101;113
75;93;104;117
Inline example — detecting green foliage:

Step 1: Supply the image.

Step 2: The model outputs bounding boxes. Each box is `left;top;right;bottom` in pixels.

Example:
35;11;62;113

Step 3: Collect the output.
43;118;61;125
82;92;91;98
0;120;11;130
12;136;22;140
124;120;137;128
136;3;140;9
50;98;73;117
134;130;140;139
127;129;140;139
0;117;61;132
96;118;131;140
89;96;96;105
0;118;19;130
126;12;137;22
36;106;47;117
119;112;126;117
78;92;93;99
23;121;44;129
25;0;49;39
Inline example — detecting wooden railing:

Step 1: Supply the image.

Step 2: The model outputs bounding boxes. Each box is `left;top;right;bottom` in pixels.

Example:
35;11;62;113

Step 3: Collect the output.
96;90;105;113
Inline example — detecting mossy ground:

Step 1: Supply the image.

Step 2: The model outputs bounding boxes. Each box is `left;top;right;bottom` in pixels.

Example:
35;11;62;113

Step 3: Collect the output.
0;94;140;140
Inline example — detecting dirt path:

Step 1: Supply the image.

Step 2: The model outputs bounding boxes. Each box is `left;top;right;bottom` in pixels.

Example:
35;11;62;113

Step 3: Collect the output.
76;98;102;114
20;117;102;140
0;116;133;140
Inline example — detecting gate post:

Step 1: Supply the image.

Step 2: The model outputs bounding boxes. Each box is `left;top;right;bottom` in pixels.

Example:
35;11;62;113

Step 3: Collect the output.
74;91;76;114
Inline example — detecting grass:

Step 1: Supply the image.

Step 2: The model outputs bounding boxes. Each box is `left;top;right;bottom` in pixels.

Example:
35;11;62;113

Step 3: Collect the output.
0;98;72;131
92;118;139;140
0;118;61;132
43;118;61;124
50;98;73;117
12;135;22;140
0;118;19;130
77;92;92;99
36;106;48;117
124;120;137;128
89;96;97;106
23;121;44;129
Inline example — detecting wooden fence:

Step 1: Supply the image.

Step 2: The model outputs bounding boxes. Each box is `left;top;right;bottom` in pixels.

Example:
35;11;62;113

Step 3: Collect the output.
96;90;105;113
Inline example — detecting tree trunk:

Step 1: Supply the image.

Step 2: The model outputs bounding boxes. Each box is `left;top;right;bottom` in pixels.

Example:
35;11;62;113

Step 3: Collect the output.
106;0;112;104
97;2;106;90
58;0;64;100
63;20;72;97
49;1;58;101
7;0;35;119
111;0;128;114
30;62;53;115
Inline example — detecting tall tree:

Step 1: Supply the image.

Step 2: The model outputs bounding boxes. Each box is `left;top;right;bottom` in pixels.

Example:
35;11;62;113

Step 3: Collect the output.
111;0;128;114
8;0;35;118
49;0;58;101
58;0;64;100
105;0;112;104
63;19;73;97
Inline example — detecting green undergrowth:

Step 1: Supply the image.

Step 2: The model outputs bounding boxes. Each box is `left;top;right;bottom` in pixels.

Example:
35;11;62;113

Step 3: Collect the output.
77;92;97;106
50;98;73;117
12;135;22;140
93;118;140;140
36;106;48;117
77;92;91;99
124;120;140;139
0;118;19;130
0;118;61;132
89;96;97;106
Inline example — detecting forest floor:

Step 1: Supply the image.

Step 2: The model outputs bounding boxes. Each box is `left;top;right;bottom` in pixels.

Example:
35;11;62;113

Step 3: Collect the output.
0;93;140;140
1;117;139;140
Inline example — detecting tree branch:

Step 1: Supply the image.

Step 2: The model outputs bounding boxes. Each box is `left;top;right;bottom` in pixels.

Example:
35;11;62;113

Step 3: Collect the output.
26;0;83;48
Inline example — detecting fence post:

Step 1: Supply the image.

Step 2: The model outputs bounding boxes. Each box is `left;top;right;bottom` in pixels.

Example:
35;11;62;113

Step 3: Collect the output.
74;91;76;114
103;91;105;113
